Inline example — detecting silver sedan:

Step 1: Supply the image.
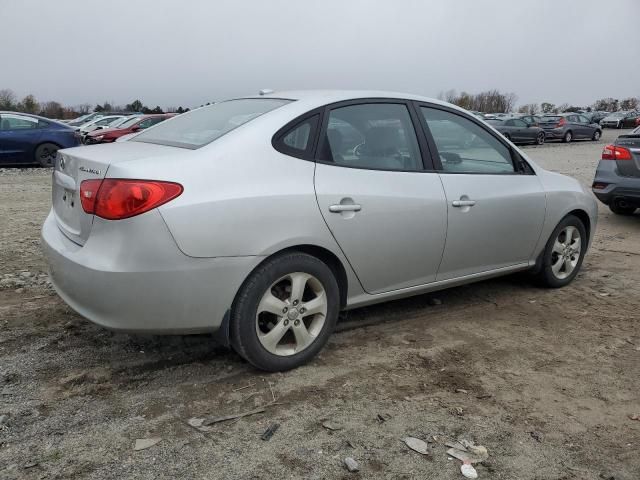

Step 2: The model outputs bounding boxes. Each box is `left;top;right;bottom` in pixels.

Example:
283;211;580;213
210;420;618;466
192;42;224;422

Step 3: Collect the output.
42;91;597;371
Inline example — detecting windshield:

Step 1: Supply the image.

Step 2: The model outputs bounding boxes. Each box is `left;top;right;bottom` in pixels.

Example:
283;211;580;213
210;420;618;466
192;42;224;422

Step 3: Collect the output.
485;119;503;125
109;116;130;127
131;98;291;149
608;112;625;118
540;116;561;122
117;116;145;128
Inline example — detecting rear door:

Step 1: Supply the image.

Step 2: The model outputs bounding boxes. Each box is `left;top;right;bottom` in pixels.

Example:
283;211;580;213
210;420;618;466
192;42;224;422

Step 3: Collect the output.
577;115;594;138
313;100;448;293
417;105;546;281
615;133;640;177
0;113;43;163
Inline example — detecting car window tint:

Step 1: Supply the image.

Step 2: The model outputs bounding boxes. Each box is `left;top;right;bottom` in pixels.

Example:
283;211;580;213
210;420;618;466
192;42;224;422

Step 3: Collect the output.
504;119;515;126
320;103;422;171
1;114;39;130
513;119;527;127
578;115;589;123
283;120;312;150
420;107;515;174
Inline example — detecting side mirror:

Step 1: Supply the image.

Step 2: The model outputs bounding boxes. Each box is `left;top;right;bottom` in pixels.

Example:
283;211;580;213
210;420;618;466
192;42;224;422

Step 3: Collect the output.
130;126;140;132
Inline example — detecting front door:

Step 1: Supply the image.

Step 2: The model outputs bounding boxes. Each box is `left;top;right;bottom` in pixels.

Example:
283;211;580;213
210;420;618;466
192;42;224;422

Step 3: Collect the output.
314;101;448;294
418;105;546;280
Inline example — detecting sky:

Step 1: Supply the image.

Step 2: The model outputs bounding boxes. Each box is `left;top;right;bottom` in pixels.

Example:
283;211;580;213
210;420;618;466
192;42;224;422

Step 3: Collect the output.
1;0;639;110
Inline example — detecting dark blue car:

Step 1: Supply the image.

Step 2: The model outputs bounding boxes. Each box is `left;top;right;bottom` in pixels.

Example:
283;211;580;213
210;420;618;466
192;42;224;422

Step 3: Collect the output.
0;112;81;167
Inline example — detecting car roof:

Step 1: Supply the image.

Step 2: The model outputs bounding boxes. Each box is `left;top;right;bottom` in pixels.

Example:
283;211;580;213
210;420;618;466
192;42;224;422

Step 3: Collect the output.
0;111;70;127
240;89;463;111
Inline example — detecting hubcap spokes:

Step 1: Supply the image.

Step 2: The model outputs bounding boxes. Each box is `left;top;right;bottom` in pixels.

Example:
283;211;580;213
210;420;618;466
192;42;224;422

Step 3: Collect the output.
256;272;327;356
551;226;581;279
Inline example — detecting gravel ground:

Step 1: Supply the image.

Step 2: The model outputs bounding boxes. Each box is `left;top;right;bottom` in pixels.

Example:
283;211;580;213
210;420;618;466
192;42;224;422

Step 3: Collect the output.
0;129;639;479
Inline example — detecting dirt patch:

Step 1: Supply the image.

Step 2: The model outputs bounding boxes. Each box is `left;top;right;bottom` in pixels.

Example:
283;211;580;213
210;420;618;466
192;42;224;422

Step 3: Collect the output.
0;131;639;479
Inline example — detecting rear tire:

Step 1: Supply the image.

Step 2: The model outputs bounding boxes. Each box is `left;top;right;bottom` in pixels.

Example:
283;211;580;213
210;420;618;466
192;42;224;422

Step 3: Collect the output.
536;215;587;288
230;252;340;372
562;131;573;143
609;201;637;215
34;142;60;167
592;130;601;141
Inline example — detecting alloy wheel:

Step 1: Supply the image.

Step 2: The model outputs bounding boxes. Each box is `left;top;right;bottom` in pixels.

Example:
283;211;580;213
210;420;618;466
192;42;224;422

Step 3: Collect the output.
550;226;581;280
256;272;327;356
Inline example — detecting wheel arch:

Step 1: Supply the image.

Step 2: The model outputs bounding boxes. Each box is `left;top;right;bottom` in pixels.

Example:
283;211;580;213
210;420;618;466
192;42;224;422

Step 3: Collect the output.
567;208;591;240
219;243;350;350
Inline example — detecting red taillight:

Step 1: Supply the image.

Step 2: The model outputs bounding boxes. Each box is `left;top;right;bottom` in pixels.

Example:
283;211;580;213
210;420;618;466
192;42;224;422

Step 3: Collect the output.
592;182;608;190
80;179;183;220
601;144;632;161
555;118;566;128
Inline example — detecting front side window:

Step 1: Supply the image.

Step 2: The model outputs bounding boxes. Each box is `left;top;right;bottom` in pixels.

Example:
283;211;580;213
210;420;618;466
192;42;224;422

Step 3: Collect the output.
320;103;422;171
578;115;590;124
421;107;515;174
132;98;291;149
512;119;527;127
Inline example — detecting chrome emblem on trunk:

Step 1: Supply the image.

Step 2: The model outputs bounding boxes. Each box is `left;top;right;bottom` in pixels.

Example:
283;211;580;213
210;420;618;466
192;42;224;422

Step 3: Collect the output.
79;166;101;175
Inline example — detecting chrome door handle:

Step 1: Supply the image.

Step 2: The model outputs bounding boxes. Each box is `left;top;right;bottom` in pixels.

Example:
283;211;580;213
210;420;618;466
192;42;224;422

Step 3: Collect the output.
452;200;476;207
329;204;362;213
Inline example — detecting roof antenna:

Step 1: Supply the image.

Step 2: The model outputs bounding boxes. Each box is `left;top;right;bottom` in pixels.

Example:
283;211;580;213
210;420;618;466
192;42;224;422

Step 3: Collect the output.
259;89;274;96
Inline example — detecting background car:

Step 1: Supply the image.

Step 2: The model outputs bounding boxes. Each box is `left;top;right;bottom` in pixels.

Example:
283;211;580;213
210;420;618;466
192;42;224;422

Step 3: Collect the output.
486;118;545;144
42;91;597;371
514;114;542;127
77;115;126;135
585;111;609;125
592;125;640;215
600;111;639;129
83;114;173;144
0;112;80;166
538;113;602;142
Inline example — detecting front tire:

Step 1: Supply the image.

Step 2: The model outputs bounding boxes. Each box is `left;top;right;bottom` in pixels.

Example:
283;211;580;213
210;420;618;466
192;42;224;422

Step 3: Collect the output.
230;252;340;372
536;215;587;288
34;143;60;167
562;131;573;143
535;132;545;145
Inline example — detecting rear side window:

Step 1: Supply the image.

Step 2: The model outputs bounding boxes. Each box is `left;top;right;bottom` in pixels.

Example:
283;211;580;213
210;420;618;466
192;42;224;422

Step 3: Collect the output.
421;107;515;174
131;98;291;149
274;114;319;158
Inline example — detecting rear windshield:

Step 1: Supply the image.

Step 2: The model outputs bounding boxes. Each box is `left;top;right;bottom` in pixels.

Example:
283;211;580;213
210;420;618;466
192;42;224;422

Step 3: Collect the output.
131;98;291;149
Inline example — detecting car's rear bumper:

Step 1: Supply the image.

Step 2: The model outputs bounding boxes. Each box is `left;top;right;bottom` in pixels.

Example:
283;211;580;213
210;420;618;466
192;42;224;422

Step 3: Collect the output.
41;210;262;334
592;162;640;206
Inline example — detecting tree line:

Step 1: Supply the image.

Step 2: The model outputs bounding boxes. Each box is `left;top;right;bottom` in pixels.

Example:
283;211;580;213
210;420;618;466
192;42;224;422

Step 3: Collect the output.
439;89;639;115
2;87;638;120
0;89;189;119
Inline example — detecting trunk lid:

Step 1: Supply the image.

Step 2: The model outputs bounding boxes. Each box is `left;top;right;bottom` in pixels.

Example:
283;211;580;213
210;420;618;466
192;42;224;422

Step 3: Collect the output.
52;142;184;245
615;134;640;177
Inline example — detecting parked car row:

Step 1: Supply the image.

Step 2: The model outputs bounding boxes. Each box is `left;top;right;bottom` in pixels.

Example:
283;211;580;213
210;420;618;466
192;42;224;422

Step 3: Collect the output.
481;112;602;145
0;111;176;166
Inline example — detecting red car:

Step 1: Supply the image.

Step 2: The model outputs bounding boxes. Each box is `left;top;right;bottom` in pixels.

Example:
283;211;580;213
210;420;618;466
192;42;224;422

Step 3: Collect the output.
84;114;173;144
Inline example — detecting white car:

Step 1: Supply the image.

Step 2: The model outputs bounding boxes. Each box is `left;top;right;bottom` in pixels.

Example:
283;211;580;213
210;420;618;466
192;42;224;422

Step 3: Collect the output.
78;115;126;135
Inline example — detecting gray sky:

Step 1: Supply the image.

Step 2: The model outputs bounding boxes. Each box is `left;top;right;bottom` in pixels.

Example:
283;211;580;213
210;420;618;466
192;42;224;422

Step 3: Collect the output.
1;0;639;109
